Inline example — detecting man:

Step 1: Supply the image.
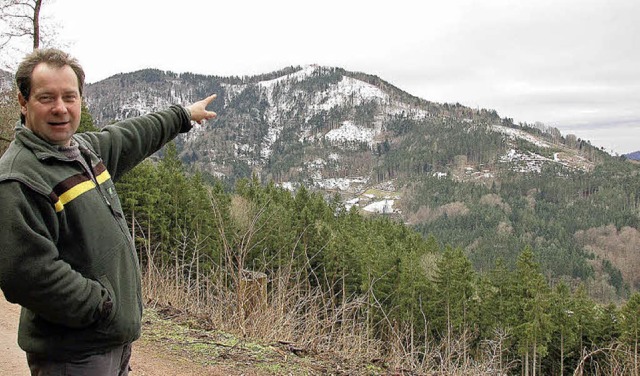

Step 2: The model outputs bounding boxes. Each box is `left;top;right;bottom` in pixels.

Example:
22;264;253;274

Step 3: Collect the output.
0;48;217;375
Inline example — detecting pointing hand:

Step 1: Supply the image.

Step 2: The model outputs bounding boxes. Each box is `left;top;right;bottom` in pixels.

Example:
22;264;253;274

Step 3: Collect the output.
187;94;217;124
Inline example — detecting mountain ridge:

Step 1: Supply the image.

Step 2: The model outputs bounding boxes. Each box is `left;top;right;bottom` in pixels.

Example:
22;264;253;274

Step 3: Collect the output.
624;151;640;160
85;65;600;189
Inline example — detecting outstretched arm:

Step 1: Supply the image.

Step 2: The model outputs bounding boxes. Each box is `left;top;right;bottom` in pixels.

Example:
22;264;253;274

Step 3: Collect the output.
187;94;217;124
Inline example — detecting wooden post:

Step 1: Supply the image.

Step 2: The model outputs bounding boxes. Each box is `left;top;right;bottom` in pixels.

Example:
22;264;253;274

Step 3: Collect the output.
239;270;267;318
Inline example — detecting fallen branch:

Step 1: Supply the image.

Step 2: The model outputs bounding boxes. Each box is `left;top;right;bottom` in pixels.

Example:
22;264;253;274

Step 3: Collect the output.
276;340;308;356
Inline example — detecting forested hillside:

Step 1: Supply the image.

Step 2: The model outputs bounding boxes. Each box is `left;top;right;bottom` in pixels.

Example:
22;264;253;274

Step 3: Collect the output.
406;157;640;298
84;66;640;302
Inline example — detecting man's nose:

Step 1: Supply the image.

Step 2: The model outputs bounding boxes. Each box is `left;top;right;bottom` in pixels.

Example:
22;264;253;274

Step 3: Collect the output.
51;98;68;114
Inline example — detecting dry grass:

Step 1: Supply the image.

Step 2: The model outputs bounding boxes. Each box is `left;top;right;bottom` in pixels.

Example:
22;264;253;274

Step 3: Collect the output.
136;221;517;373
141;261;382;360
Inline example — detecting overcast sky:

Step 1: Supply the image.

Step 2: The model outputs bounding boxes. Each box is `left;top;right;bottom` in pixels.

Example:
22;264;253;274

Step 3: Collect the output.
39;0;640;154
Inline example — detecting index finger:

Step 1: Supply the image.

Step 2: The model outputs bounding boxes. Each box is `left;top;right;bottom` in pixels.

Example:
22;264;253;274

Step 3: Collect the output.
203;94;217;105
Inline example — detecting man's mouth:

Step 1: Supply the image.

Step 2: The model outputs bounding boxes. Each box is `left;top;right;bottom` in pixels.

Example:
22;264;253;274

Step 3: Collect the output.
49;121;69;127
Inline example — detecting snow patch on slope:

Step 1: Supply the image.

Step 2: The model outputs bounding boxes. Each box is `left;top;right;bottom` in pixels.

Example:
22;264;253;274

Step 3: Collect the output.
491;124;551;148
499;149;549;173
307;75;387;115
363;199;395;214
325;121;377;146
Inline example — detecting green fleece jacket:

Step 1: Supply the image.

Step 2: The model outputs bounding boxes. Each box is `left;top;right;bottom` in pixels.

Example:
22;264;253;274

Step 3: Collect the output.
0;105;191;360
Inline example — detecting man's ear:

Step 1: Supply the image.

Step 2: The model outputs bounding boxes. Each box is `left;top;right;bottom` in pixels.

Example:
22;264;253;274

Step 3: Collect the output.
17;92;27;116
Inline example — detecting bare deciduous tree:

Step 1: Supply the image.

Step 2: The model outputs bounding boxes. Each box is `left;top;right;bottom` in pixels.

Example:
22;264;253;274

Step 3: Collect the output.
1;0;41;48
0;0;60;68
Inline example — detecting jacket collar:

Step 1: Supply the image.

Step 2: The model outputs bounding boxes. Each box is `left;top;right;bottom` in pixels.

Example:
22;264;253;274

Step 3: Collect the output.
14;121;79;161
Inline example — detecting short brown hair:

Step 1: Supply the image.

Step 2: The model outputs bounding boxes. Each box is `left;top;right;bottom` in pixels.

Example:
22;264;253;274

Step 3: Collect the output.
15;48;85;100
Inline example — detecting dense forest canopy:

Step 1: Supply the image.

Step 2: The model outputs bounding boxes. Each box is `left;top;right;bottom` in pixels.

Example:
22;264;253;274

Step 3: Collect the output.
110;144;640;375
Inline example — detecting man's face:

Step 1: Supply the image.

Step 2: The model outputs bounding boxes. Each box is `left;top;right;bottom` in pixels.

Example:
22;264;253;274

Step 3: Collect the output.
18;63;82;147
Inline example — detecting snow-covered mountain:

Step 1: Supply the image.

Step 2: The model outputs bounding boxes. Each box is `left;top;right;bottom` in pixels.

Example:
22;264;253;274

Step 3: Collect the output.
84;65;609;214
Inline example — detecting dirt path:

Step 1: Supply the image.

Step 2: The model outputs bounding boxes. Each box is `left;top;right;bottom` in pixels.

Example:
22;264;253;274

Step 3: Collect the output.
0;293;227;376
0;292;28;375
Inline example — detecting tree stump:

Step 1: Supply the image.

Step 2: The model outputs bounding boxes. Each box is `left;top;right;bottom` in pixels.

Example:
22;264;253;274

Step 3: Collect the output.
239;270;267;318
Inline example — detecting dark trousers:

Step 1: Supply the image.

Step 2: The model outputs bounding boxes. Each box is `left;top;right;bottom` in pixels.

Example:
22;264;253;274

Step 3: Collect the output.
26;344;132;376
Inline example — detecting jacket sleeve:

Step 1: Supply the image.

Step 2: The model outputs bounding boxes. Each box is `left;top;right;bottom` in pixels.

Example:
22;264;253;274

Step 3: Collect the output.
78;105;191;181
0;181;109;328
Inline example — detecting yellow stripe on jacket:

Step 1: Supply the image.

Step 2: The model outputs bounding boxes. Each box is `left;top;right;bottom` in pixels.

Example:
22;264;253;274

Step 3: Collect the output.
53;170;112;212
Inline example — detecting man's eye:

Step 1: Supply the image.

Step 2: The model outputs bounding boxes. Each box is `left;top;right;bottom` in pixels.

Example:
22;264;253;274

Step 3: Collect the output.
63;95;78;102
39;96;53;103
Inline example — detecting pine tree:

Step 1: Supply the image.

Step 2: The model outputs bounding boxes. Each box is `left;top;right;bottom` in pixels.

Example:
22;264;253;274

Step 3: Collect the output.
76;103;98;133
621;293;640;376
116;160;163;272
477;258;522;371
570;284;597;373
432;246;477;364
513;247;553;376
548;282;578;376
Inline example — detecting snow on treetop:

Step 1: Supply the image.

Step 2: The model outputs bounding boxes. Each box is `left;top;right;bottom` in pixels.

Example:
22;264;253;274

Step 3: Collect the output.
258;65;319;88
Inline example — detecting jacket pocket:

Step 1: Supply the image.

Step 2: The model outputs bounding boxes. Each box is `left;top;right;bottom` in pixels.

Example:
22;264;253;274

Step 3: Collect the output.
96;275;118;325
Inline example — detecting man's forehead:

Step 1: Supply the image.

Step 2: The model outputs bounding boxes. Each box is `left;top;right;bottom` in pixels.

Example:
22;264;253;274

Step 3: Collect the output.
31;64;80;91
